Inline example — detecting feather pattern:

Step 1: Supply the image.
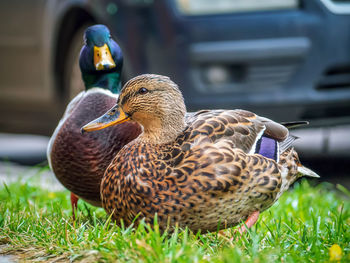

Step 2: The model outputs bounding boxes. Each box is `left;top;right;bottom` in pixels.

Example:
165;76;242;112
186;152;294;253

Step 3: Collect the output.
101;108;317;232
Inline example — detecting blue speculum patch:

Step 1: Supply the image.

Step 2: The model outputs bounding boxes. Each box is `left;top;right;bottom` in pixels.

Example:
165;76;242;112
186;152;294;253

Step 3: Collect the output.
255;136;278;161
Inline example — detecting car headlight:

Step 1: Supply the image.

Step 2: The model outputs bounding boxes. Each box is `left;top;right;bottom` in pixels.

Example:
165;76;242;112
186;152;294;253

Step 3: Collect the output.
174;0;299;15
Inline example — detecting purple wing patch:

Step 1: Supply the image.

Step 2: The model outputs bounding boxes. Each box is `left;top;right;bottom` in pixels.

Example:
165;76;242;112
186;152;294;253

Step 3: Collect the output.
255;136;278;161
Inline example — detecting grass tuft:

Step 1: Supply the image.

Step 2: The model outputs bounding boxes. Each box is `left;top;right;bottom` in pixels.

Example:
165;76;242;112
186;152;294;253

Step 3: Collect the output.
0;173;349;262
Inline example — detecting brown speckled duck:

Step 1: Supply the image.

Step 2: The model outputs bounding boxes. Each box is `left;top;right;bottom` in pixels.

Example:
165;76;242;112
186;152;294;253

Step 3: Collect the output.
81;74;319;233
47;25;141;215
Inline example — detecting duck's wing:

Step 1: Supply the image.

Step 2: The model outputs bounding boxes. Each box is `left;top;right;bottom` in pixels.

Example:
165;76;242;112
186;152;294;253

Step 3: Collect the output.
47;91;85;169
169;133;284;222
167;110;289;216
181;109;289;154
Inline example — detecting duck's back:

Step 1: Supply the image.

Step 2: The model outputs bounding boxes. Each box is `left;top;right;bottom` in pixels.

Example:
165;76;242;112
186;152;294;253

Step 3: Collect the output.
48;88;141;206
182;109;288;153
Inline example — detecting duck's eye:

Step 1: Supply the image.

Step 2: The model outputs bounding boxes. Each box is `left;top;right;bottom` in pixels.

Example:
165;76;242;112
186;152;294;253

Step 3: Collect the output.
138;87;148;94
109;34;112;39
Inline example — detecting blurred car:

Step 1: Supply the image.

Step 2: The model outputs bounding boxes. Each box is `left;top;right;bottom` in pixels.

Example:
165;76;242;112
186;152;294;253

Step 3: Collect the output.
1;0;350;136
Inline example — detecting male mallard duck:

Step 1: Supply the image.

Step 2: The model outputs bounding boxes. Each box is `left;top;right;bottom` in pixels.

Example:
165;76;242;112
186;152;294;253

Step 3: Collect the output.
82;74;318;233
47;25;141;215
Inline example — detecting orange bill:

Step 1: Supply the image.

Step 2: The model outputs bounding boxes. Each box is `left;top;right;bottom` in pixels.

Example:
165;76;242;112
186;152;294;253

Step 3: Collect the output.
81;105;130;133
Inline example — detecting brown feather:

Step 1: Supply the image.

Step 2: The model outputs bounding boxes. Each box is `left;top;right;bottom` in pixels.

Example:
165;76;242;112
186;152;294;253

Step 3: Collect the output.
50;91;141;205
101;109;303;231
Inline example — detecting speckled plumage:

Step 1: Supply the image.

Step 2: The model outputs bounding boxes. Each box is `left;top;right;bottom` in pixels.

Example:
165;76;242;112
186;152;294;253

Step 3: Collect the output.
101;110;301;231
83;74;318;232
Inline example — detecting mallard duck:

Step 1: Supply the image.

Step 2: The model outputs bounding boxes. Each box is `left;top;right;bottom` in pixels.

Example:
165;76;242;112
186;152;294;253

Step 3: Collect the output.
81;74;319;233
47;25;141;215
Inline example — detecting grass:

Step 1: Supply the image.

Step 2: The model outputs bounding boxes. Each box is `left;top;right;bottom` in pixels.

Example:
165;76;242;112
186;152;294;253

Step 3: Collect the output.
0;168;349;262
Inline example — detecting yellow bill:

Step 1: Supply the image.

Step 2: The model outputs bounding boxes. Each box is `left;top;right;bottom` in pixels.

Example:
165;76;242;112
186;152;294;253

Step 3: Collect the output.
94;43;116;70
81;105;130;133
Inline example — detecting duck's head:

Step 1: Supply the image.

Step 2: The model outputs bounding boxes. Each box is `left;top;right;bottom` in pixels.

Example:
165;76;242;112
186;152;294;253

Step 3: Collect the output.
79;24;123;93
82;74;187;144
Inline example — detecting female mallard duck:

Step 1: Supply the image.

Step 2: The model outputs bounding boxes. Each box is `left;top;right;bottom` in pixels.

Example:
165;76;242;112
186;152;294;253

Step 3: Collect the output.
47;25;141;214
81;74;318;233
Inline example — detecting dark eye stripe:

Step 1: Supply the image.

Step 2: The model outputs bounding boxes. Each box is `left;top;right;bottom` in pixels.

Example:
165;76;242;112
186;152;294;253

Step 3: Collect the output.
120;92;132;106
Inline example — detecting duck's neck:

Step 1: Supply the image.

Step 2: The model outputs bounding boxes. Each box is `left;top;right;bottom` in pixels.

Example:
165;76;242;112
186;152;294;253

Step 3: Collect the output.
82;72;121;94
137;114;186;145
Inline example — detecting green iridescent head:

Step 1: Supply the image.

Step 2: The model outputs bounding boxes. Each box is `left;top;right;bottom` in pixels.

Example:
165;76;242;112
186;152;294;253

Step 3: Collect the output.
79;24;123;93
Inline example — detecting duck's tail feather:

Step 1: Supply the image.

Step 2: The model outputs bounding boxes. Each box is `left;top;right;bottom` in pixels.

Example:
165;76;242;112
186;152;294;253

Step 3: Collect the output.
297;165;320;178
281;121;309;129
280;121;318;177
279;134;298;153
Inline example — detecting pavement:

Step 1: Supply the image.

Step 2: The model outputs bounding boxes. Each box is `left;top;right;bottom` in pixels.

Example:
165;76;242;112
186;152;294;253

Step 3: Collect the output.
0;133;49;166
0;160;63;191
0;254;14;263
0;245;16;263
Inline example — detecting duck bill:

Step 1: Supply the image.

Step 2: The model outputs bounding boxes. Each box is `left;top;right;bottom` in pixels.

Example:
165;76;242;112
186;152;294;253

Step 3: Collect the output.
94;43;116;70
81;106;130;133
